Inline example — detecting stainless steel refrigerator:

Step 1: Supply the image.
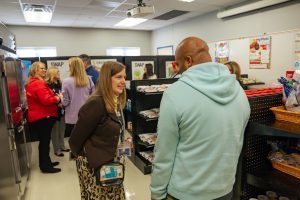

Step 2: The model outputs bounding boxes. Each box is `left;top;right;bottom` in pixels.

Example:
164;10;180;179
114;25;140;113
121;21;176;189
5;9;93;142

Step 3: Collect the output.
0;22;31;200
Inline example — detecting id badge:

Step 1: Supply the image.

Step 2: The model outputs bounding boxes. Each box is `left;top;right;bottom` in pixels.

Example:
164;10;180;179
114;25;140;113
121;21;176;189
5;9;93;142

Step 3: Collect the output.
117;142;132;157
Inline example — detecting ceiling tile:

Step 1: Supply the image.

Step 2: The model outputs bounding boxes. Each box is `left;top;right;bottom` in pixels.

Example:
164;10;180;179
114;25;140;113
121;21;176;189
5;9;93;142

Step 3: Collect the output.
51;14;77;22
1;0;19;2
54;6;83;14
107;11;127;18
115;3;135;12
0;0;254;30
81;6;111;16
0;2;21;11
89;0;121;8
56;0;93;7
20;0;56;5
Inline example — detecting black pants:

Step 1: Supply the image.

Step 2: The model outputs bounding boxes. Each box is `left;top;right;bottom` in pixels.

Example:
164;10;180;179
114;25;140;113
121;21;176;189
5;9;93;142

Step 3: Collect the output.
29;117;56;171
65;123;75;137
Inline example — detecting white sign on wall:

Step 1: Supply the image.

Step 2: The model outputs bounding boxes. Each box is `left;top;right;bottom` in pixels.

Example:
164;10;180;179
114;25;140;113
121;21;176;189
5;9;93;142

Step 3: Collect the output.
131;61;154;80
91;59;117;71
47;60;69;80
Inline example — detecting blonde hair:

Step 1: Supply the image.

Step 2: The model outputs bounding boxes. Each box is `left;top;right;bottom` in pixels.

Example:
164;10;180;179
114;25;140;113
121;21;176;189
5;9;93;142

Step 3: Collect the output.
27;61;46;84
93;61;126;113
45;67;60;84
224;61;241;80
69;57;89;87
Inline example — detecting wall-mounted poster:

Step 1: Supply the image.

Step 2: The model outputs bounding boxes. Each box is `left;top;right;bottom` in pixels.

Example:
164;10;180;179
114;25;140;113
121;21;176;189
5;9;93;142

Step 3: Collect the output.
47;60;69;80
91;59;117;72
249;36;271;69
215;41;229;63
295;32;300;70
165;61;174;78
131;61;154;80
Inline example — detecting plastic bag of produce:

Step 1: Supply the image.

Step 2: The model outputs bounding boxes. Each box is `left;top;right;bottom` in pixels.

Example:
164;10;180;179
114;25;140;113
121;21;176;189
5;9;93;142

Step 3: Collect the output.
285;89;300;112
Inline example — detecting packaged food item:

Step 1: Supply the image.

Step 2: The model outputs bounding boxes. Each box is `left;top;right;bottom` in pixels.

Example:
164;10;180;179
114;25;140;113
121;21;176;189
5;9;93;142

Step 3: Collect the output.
279;197;290;200
266;191;277;199
138;133;157;145
257;195;268;200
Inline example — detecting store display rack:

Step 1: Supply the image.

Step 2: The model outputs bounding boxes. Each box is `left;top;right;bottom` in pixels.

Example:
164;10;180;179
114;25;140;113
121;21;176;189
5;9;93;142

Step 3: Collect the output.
125;78;178;174
240;93;300;200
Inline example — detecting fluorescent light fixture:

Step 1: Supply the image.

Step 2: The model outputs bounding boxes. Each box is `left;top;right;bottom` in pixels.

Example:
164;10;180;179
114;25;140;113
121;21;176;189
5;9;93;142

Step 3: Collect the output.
22;4;54;23
217;0;291;19
114;18;147;27
178;0;195;2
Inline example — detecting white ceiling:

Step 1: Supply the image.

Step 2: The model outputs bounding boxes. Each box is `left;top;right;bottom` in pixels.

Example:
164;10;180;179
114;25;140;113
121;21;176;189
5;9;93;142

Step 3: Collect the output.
0;0;249;30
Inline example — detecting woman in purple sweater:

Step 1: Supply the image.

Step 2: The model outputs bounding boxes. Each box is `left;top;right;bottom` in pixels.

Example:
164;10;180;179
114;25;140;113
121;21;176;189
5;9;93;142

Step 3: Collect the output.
62;57;95;137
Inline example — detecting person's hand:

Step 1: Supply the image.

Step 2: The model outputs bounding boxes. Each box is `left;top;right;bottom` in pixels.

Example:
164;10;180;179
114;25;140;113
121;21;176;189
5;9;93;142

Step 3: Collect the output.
57;92;63;100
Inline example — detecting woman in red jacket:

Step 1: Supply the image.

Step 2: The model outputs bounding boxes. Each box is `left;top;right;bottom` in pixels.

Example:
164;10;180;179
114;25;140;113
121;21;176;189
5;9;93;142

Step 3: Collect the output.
26;61;62;173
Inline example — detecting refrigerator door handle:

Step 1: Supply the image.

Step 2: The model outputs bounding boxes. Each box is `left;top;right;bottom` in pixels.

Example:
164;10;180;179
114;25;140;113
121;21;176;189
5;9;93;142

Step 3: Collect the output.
17;125;23;133
15;106;21;113
8;131;22;184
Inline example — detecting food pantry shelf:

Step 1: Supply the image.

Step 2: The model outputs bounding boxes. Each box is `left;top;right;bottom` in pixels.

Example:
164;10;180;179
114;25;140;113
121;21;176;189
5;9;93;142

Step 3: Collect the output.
246;121;300;138
247;169;300;198
135;154;152;175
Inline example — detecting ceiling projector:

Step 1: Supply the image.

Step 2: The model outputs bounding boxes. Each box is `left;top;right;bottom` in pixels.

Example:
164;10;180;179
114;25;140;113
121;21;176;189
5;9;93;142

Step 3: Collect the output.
126;0;155;18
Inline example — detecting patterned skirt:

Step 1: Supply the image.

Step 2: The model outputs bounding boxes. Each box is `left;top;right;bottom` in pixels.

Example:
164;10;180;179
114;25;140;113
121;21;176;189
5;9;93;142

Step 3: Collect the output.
76;156;126;200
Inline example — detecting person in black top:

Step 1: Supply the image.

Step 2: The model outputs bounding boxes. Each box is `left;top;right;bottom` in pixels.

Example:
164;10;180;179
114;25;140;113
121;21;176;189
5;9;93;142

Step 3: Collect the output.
46;67;70;157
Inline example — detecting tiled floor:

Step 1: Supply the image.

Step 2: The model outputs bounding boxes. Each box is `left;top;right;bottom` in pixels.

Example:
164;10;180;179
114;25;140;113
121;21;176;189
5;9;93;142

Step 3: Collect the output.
24;140;151;200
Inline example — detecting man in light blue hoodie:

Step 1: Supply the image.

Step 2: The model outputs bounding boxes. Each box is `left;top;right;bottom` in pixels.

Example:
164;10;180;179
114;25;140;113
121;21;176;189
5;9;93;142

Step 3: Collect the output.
150;37;250;200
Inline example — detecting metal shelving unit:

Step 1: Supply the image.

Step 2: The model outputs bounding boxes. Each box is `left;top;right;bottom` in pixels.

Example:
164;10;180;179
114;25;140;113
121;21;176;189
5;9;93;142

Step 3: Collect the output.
241;93;300;200
124;78;178;174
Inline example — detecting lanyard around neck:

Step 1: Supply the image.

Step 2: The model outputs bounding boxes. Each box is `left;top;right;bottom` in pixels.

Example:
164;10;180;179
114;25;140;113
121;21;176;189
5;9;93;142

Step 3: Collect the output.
115;106;125;143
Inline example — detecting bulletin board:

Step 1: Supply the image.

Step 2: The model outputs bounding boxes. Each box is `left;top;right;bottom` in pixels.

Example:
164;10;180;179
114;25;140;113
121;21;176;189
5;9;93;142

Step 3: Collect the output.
208;29;298;84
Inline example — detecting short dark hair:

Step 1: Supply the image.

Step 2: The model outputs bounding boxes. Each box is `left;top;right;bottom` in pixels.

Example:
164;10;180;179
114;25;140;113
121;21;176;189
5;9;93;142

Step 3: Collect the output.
79;54;91;65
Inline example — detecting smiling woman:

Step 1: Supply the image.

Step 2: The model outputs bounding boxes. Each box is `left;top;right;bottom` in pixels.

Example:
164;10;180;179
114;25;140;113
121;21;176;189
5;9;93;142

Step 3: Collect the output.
69;61;127;199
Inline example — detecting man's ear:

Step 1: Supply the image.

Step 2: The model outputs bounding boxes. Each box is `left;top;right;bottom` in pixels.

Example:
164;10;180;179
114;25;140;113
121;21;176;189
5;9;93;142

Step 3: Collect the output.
185;56;193;68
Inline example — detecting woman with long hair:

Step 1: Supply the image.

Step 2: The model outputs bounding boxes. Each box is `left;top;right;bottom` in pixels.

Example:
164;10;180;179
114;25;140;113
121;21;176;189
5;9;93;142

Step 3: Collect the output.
26;62;62;173
224;61;241;81
69;61;127;200
62;57;95;137
45;67;69;157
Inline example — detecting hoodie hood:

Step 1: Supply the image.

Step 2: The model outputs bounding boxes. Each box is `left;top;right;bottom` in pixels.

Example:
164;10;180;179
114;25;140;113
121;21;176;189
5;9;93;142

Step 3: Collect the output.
179;62;240;105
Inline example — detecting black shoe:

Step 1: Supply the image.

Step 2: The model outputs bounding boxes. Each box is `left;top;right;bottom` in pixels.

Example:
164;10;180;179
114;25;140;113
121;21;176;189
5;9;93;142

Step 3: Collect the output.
52;162;59;167
55;153;64;157
61;149;70;152
41;168;61;174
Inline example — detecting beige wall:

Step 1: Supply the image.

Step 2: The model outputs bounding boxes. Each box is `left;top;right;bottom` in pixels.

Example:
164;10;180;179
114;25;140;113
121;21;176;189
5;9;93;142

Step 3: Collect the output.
8;26;152;56
151;2;300;84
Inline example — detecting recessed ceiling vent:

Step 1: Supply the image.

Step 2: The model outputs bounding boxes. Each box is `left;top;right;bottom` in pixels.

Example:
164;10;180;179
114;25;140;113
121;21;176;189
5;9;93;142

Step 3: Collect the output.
154;10;189;20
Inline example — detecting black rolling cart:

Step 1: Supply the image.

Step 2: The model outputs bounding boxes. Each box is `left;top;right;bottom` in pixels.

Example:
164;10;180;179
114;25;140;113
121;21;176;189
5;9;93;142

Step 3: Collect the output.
239;93;300;200
125;78;178;174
